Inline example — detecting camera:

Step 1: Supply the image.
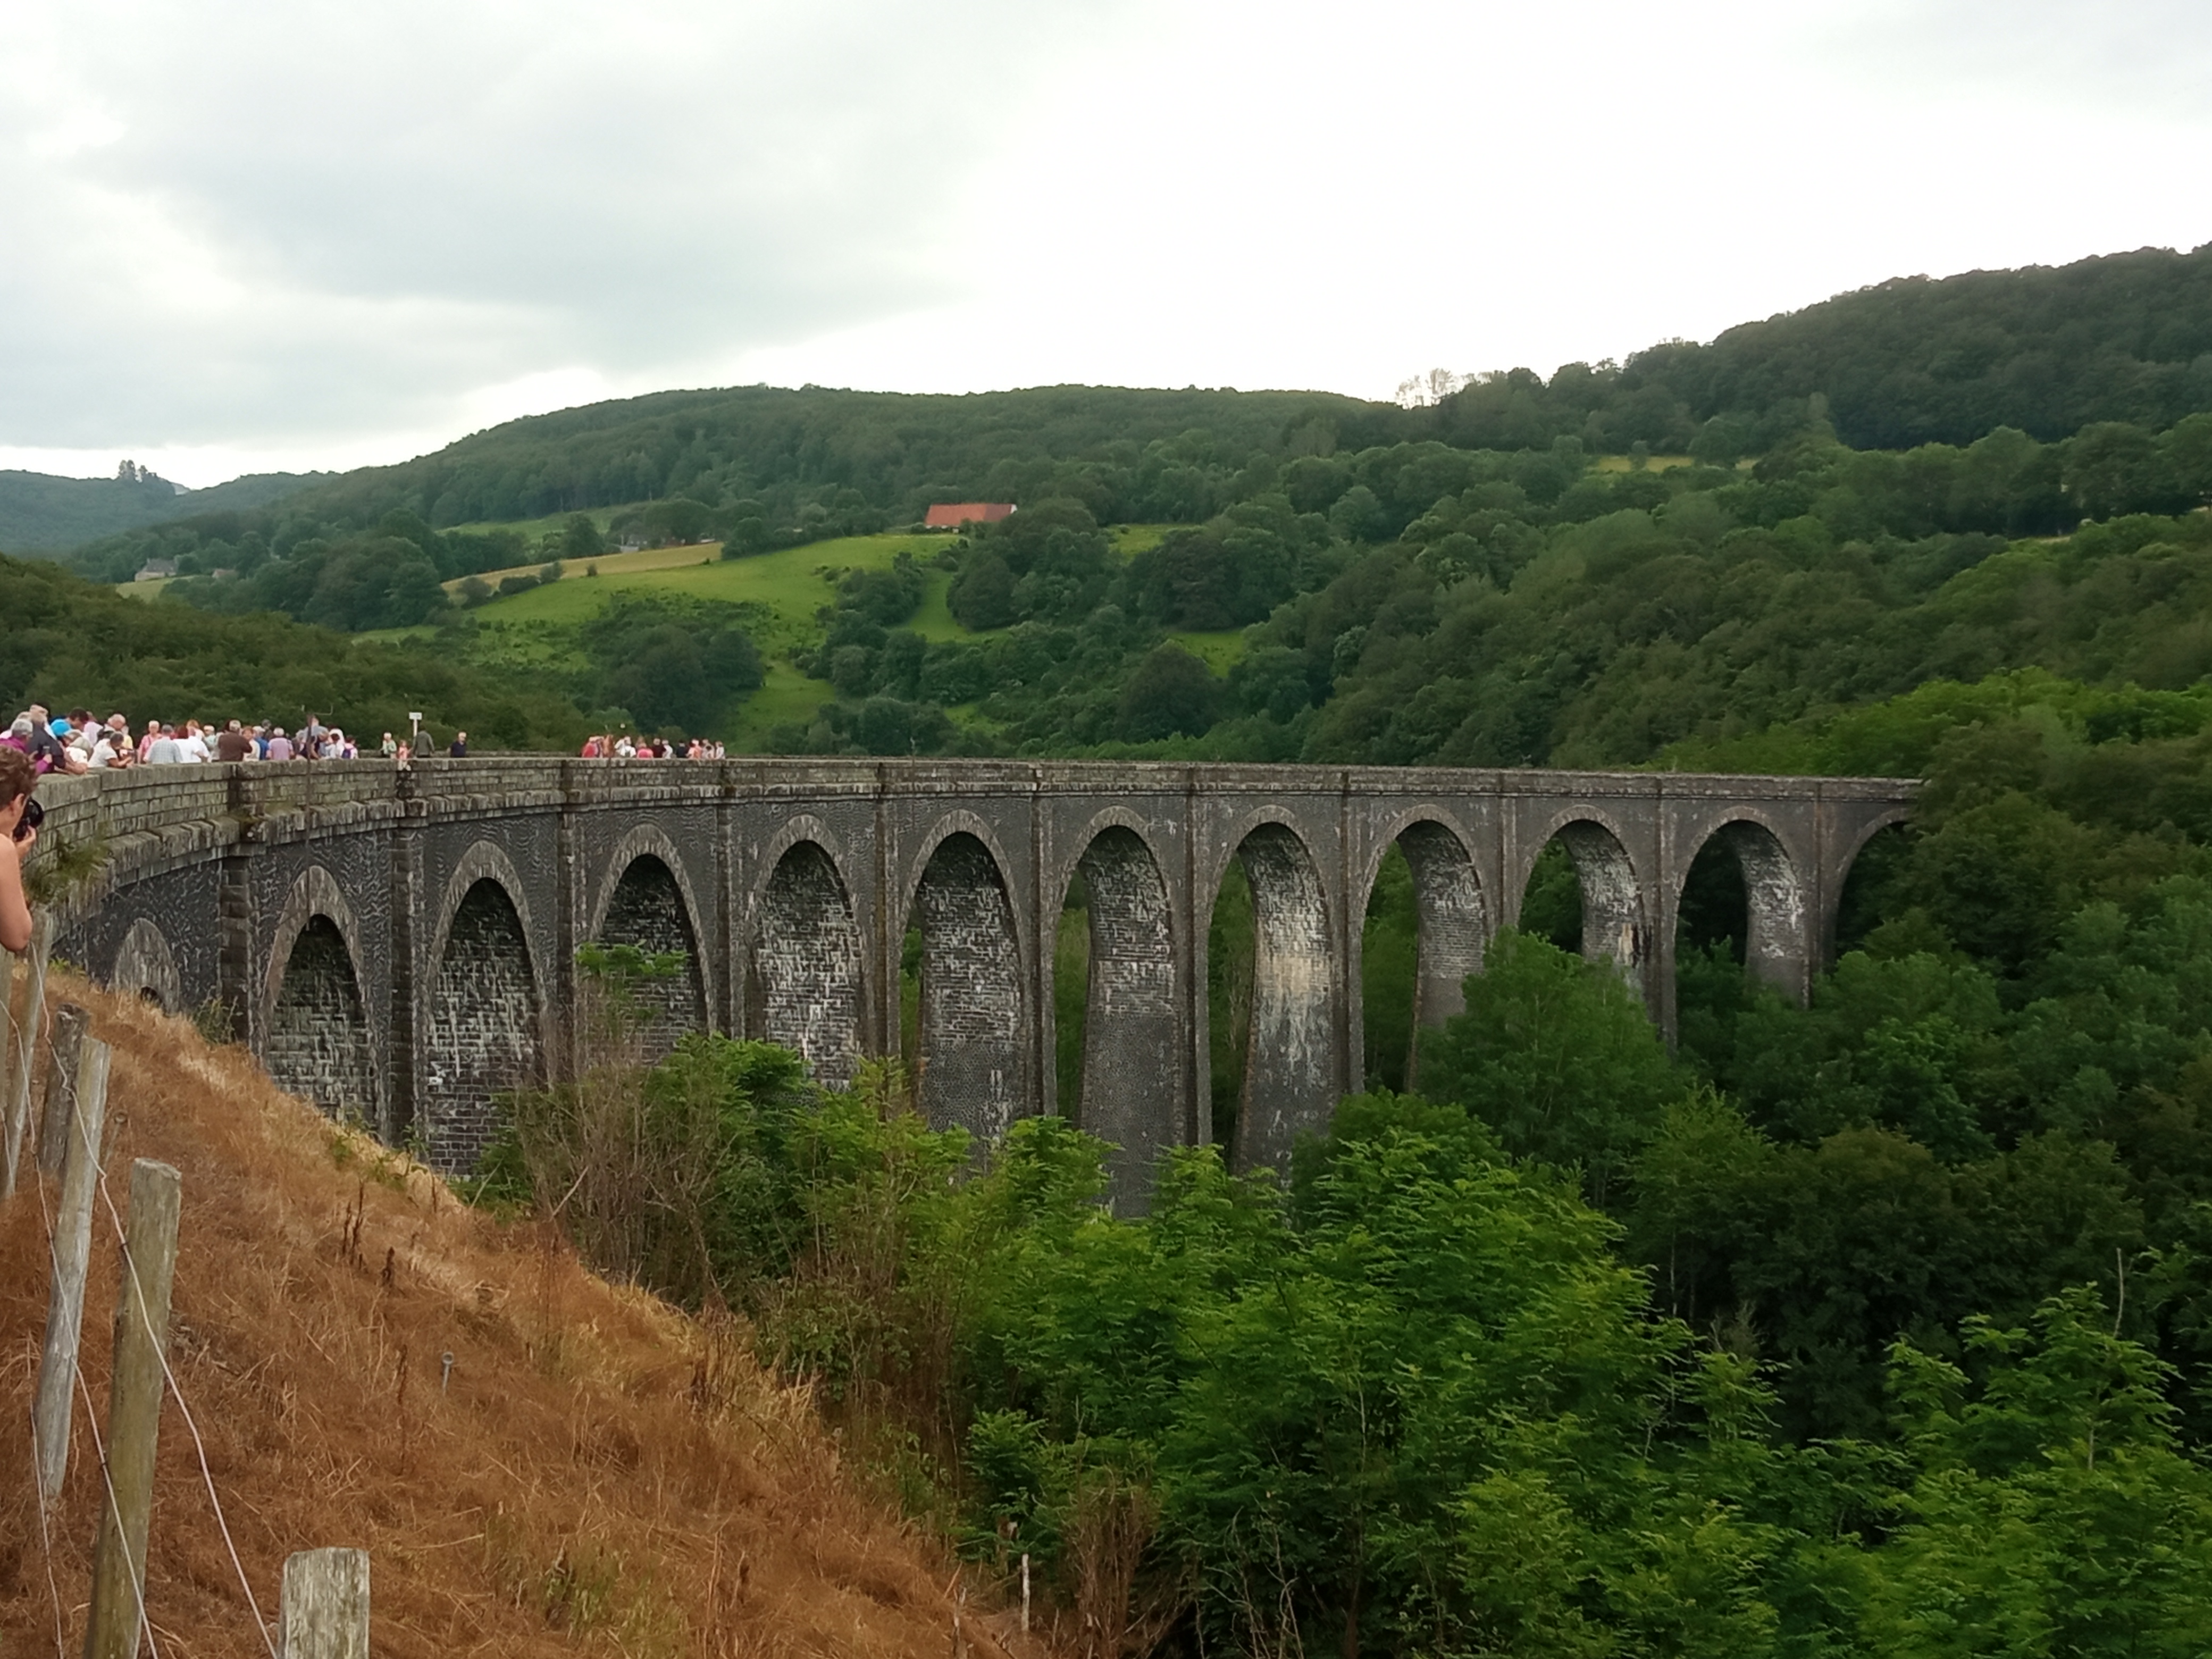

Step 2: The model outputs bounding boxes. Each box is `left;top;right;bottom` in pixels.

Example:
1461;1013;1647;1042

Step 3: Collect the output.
13;797;43;844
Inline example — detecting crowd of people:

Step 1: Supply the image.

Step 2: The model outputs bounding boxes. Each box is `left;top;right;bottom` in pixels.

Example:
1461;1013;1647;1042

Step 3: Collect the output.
579;733;727;759
0;704;494;774
0;714;730;951
2;703;732;778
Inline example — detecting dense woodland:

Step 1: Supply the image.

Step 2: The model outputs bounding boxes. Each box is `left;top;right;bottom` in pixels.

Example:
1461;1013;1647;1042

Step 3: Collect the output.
783;424;2212;765
485;660;2212;1652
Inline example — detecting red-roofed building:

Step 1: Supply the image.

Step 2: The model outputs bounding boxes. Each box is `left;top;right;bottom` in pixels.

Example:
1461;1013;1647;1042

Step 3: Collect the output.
923;502;1017;529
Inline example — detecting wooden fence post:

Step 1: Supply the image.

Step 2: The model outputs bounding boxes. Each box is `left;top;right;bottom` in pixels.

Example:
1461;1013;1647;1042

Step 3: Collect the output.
1;908;56;1196
279;1547;371;1658
38;1001;94;1175
83;1158;182;1659
32;1034;110;1509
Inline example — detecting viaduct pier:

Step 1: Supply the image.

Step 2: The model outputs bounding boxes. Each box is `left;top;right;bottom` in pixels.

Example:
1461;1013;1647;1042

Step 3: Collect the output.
30;759;1914;1203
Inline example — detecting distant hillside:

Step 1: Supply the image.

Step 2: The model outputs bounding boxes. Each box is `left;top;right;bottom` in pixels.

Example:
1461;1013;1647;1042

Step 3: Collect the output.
1432;243;2212;454
278;382;1392;530
0;551;586;749
0;465;327;552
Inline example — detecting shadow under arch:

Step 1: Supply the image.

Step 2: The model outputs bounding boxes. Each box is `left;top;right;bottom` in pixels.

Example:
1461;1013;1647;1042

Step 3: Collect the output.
425;874;543;1176
110;916;182;1015
1678;813;1813;1001
747;836;867;1087
905;827;1028;1147
1221;818;1338;1176
262;868;379;1129
1063;822;1182;1210
1832;807;1916;960
591;834;711;1060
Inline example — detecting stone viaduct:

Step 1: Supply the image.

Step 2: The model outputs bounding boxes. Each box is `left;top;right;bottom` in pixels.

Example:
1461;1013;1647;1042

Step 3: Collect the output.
29;759;1913;1205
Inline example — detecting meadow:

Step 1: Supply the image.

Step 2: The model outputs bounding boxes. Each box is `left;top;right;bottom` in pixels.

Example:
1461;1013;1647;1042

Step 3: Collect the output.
376;523;1212;748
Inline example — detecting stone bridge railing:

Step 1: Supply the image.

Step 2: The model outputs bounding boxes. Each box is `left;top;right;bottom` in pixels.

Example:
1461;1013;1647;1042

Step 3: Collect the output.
28;759;1914;1205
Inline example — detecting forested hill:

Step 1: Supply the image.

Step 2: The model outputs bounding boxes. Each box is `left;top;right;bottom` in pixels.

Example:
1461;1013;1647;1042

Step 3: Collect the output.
0;465;330;552
274;384;1392;535
1435;242;2212;454
32;240;2212;583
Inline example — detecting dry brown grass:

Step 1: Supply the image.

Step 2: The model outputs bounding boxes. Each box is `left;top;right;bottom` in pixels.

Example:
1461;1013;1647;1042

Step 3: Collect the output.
0;971;1024;1658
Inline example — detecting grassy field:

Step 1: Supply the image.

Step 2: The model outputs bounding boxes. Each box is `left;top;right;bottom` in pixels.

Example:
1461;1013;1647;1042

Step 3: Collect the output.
445;541;728;592
441;502;649;542
473;532;941;626
1171;629;1247;672
374;525;1229;746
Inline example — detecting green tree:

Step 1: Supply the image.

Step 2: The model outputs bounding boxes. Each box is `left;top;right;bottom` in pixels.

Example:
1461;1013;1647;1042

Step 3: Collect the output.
1418;929;1690;1202
949;550;1017;630
1115;643;1221;742
1863;1289;2212;1655
559;513;606;560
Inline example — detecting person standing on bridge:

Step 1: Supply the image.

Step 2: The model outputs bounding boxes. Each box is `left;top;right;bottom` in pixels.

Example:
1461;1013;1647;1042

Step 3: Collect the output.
0;748;38;954
449;731;468;758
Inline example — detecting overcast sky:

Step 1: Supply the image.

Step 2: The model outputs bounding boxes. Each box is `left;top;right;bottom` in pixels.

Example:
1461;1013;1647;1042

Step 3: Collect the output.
3;0;2208;487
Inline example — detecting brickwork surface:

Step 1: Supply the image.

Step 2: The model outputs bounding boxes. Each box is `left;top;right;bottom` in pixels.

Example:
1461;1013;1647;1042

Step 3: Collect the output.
1398;820;1490;1055
425;881;541;1174
914;834;1027;1146
1075;828;1182;1206
750;842;865;1086
597;857;708;1061
1236;823;1338;1175
265;918;379;1127
1559;820;1645;972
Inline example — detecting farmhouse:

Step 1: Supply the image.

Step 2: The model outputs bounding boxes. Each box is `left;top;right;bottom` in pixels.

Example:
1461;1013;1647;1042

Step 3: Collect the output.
923;501;1016;529
133;558;178;581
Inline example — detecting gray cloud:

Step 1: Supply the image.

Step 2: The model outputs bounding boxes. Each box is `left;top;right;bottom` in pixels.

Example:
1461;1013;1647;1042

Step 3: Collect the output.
0;0;1130;446
2;0;2207;475
1813;1;2212;115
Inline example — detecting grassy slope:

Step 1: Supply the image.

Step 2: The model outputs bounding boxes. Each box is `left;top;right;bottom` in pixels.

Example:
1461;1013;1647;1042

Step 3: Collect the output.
387;524;1224;747
0;975;1013;1659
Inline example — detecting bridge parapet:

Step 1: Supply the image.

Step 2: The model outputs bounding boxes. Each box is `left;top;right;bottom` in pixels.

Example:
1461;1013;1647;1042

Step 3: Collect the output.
28;758;1915;1206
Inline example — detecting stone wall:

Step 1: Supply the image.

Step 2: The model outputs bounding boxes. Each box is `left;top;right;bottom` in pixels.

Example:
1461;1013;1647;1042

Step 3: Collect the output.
424;880;541;1171
264;916;378;1128
30;758;1916;1202
911;833;1028;1147
748;840;866;1087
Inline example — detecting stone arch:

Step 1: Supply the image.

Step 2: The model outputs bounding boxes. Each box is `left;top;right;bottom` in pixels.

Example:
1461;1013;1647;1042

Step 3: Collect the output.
1521;811;1647;981
590;826;712;1059
747;830;867;1087
425;866;543;1176
1066;820;1182;1208
1680;811;1813;1001
1362;815;1488;1083
1224;818;1339;1176
1826;802;1916;961
110;917;181;1013
262;867;379;1128
904;824;1029;1146
1836;805;1915;885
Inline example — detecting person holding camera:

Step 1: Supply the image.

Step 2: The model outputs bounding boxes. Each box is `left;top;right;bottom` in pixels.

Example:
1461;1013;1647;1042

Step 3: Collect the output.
0;748;40;953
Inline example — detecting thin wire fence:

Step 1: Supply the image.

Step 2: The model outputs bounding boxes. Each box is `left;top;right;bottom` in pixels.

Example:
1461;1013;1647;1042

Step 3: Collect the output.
80;1079;279;1657
9;963;279;1659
